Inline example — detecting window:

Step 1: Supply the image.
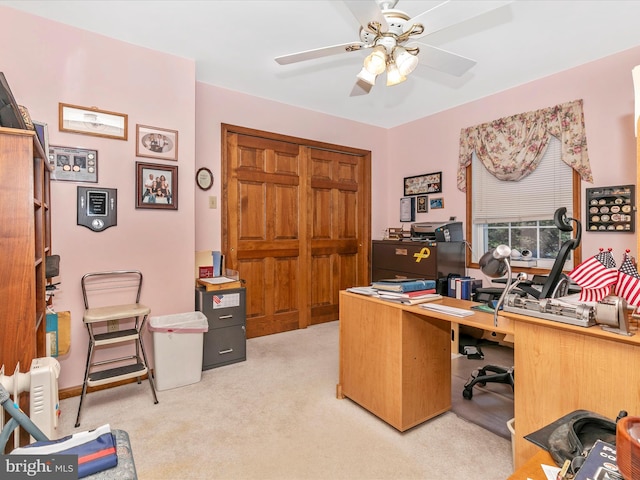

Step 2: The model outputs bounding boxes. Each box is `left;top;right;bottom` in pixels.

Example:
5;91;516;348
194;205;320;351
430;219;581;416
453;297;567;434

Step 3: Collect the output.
467;135;581;270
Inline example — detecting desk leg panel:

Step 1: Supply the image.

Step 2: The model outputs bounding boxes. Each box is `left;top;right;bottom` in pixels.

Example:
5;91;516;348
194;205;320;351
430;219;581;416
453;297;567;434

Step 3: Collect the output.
338;293;451;431
513;321;640;468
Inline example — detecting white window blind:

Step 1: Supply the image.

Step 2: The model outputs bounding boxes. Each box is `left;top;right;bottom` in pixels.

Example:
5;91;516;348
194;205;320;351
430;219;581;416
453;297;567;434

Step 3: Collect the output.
471;135;573;223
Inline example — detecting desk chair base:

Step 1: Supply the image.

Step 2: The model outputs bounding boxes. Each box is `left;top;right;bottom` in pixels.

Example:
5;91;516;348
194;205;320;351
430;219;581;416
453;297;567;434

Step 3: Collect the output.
462;365;514;400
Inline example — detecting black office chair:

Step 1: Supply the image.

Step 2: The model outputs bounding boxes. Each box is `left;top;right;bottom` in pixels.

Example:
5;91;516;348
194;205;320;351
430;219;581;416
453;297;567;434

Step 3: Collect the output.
462;207;581;400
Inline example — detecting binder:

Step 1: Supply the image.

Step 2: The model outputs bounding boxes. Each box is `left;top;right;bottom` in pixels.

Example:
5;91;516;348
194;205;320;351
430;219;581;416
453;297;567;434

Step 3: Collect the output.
212;251;223;276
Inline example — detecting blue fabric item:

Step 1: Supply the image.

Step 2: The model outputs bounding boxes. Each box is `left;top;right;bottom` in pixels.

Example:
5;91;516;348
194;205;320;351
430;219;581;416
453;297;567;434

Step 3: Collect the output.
15;425;118;478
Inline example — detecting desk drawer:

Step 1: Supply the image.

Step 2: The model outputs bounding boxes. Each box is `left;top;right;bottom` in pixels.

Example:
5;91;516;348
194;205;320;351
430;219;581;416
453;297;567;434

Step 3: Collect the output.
203;324;246;370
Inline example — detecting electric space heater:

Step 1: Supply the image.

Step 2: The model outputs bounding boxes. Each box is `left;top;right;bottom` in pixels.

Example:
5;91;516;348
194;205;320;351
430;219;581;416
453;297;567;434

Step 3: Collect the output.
0;357;61;447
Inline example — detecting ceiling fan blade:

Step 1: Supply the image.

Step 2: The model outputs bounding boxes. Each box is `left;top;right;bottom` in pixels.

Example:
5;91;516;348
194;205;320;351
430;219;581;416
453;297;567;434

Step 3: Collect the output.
406;0;512;39
350;79;374;96
275;41;365;65
343;0;388;32
412;42;476;77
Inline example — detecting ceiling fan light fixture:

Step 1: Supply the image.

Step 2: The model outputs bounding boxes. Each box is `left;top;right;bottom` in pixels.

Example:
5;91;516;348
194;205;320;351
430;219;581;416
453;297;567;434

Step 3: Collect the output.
394;47;419;76
363;46;387;75
386;62;406;86
356;67;377;86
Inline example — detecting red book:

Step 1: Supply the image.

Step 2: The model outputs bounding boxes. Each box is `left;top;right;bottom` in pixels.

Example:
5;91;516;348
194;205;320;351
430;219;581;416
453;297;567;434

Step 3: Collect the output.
199;266;214;278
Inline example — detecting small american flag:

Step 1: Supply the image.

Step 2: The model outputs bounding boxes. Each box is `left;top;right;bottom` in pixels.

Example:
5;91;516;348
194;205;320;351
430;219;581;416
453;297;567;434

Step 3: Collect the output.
579;285;612;303
213;295;222;305
569;248;618;289
616;251;640;306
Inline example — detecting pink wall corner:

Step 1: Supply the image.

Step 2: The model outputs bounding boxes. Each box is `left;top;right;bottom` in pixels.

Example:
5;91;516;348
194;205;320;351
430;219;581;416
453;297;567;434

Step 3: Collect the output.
387;46;640;283
1;6;197;390
194;82;390;250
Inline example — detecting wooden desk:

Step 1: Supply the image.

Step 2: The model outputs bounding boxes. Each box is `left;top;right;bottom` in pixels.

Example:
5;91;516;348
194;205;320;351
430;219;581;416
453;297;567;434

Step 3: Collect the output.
507;450;555;480
337;291;640;469
337;292;513;432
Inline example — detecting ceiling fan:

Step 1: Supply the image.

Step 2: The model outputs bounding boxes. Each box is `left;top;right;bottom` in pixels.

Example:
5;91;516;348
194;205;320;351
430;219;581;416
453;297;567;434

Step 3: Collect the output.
275;0;511;95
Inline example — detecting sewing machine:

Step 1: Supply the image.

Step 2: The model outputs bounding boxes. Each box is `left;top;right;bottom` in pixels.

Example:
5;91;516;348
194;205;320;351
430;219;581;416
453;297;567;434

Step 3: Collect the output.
504;293;634;335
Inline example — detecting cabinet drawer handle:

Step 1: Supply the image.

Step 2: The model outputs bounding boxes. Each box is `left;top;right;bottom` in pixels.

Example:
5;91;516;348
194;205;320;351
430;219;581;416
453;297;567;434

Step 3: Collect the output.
218;315;233;320
219;348;234;355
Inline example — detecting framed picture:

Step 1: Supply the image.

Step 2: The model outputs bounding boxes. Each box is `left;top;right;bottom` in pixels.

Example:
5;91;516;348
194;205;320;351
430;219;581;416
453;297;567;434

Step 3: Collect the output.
416;195;428;213
400;197;415;222
136;162;178;210
404;172;442;196
59;103;128;140
49;145;98;183
33;120;50;165
430;197;444;209
136;124;178;161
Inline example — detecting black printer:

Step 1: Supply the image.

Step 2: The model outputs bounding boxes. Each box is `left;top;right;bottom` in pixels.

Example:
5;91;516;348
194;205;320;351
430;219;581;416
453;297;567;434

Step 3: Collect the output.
410;221;463;242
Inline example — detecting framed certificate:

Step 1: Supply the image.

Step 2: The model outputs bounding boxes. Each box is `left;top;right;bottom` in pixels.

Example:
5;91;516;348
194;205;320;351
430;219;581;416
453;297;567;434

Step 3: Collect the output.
400;197;415;222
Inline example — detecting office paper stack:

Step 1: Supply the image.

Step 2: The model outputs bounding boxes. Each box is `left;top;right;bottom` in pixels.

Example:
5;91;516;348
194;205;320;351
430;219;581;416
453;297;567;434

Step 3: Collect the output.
371;279;441;305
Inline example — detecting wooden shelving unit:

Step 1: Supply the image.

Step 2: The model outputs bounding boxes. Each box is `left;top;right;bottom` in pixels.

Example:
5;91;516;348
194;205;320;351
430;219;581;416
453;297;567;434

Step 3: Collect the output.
0;126;52;383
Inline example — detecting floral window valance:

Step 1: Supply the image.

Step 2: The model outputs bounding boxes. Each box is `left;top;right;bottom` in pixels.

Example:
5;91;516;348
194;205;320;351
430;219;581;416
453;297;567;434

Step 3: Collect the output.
457;99;593;192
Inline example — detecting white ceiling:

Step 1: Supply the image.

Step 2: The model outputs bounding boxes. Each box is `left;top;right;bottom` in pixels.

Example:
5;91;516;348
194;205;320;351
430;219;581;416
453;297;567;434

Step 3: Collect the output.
3;0;640;128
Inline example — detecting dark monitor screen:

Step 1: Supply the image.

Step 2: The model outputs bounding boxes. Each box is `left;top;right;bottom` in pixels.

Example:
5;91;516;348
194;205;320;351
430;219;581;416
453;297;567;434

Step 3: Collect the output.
0;72;26;130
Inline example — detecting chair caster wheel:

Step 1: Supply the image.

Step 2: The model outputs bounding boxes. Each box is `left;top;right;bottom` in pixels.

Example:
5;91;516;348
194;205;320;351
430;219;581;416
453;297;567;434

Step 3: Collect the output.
462;388;473;400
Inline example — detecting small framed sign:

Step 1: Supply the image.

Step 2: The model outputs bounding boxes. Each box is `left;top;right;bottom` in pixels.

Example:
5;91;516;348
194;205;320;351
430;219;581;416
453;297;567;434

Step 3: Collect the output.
196;167;214;190
417;195;428;213
400;197;415;222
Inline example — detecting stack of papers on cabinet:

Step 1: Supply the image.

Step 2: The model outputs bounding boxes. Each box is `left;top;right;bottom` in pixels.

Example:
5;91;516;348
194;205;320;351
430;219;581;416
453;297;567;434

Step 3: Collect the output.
197;276;241;291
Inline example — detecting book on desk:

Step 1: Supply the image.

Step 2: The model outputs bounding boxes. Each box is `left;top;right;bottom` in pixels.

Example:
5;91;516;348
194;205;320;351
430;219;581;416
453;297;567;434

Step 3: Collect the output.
372;279;436;293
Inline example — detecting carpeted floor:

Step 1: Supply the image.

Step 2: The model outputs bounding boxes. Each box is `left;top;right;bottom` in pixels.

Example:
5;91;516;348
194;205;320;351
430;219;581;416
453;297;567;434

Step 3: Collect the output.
58;321;513;479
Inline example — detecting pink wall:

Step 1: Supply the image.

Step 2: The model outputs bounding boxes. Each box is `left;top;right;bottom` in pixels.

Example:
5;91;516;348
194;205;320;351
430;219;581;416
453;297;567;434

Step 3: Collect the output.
1;7;196;389
387;47;640;281
3;5;640;391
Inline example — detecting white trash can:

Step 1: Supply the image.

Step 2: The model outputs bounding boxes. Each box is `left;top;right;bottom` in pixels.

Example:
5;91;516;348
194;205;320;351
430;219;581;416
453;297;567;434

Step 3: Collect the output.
507;418;515;469
148;311;209;391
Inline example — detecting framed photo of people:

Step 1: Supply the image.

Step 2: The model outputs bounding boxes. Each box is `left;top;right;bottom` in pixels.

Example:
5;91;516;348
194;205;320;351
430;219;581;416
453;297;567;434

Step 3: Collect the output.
403;172;442;196
136;162;178;210
136;124;178;161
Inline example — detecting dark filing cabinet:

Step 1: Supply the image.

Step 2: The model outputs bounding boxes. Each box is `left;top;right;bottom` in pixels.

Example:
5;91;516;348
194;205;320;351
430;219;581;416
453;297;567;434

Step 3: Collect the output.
371;240;466;282
195;286;246;370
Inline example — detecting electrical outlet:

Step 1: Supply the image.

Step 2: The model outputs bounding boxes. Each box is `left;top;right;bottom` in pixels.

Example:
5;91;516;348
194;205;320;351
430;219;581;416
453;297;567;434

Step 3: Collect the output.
107;320;118;332
209;196;217;209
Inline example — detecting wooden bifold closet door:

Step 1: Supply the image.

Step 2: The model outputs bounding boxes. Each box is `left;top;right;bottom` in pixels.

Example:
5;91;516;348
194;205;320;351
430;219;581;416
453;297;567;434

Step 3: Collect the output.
222;124;371;338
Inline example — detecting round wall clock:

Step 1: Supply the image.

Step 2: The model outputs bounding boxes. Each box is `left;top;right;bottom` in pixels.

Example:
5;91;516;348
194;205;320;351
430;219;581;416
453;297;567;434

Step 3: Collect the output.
196;167;214;190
